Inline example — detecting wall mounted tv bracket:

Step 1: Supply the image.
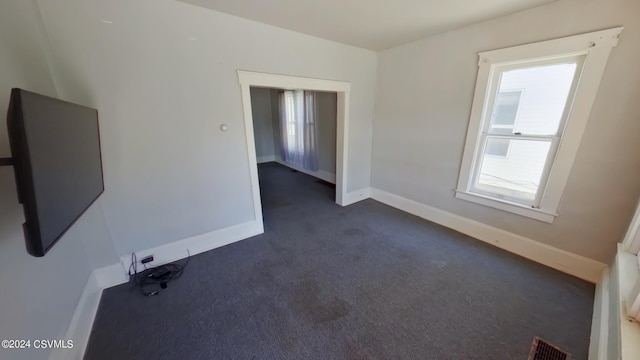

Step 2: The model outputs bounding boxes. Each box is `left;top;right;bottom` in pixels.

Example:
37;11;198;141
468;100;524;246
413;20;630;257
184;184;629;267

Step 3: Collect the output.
0;157;15;166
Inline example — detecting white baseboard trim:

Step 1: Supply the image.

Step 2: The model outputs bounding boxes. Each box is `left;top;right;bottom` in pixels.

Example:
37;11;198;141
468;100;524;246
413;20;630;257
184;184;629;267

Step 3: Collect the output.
257;155;276;163
49;263;126;360
275;160;336;184
341;187;371;206
52;220;264;359
93;262;129;289
370;188;606;283
49;273;100;360
120;219;264;274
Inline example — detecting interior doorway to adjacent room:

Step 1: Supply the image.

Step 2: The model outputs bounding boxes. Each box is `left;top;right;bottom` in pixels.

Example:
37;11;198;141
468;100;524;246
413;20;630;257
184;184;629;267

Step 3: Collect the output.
237;71;351;231
250;87;337;185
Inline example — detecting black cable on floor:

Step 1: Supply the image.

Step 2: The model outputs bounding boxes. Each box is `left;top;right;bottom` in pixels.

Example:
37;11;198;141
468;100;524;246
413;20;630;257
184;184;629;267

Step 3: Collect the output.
129;252;190;296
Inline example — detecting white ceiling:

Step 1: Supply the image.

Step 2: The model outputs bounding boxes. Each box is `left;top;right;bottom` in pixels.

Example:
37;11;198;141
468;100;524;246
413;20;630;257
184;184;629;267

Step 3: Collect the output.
178;0;556;50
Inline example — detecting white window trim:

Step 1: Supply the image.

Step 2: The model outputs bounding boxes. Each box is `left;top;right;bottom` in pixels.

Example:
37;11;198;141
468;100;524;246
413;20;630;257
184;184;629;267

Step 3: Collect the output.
623;199;640;255
622;198;640;322
456;27;624;223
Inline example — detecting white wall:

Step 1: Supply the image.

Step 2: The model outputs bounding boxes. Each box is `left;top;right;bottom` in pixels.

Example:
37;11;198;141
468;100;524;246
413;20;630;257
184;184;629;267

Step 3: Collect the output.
35;0;377;256
0;1;119;359
316;91;338;174
270;89;283;161
372;0;640;262
250;87;275;160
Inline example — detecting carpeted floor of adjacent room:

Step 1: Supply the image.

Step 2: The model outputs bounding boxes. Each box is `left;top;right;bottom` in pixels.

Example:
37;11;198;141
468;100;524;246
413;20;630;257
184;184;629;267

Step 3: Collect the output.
85;162;594;359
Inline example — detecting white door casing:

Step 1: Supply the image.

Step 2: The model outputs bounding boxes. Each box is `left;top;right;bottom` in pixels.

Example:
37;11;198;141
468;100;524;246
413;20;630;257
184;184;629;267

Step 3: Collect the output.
237;70;352;228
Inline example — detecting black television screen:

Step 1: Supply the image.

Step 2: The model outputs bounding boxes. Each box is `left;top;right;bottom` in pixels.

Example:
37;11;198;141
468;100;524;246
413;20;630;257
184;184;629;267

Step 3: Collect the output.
6;88;104;257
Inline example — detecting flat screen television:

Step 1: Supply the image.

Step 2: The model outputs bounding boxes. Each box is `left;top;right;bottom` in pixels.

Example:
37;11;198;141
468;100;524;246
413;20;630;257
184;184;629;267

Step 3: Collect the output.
5;88;104;257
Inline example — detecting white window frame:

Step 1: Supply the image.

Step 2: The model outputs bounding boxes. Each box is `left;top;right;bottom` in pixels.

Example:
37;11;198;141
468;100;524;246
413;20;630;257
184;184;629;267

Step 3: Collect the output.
470;56;584;207
455;27;623;223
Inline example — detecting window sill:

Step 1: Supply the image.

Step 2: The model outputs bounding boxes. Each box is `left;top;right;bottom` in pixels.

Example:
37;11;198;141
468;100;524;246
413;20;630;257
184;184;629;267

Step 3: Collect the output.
454;190;557;223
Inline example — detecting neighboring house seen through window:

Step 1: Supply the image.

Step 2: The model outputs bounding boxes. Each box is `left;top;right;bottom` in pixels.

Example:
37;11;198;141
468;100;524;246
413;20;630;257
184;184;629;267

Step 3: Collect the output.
485;90;521;157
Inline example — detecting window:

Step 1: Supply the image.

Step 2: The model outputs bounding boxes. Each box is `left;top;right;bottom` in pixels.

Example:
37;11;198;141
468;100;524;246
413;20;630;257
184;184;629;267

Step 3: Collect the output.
474;60;580;203
282;90;301;155
456;27;623;223
278;90;319;171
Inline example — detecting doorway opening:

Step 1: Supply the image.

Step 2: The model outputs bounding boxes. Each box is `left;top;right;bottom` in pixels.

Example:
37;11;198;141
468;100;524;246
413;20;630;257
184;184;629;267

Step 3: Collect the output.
237;71;351;230
251;87;337;180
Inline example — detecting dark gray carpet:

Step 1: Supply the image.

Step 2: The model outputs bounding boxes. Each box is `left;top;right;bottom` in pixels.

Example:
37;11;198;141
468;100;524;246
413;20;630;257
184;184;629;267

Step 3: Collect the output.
85;162;594;360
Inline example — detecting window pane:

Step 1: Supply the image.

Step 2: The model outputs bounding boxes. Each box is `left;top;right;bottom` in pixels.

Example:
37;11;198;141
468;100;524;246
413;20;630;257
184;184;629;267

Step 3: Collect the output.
284;91;297;150
486;138;510;157
476;138;551;202
493;62;578;135
490;91;521;134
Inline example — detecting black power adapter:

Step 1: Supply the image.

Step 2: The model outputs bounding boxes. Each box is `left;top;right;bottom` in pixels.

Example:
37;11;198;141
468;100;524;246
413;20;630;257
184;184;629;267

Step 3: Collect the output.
129;252;190;297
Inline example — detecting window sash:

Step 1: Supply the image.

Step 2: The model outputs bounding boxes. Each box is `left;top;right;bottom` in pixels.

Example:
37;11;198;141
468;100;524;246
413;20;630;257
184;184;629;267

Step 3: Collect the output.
482;56;584;137
471;134;559;206
469;56;584;206
488;90;522;133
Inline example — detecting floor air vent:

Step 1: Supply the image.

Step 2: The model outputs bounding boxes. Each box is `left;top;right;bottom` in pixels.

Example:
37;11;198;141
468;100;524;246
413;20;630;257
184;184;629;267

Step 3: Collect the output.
528;337;572;360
